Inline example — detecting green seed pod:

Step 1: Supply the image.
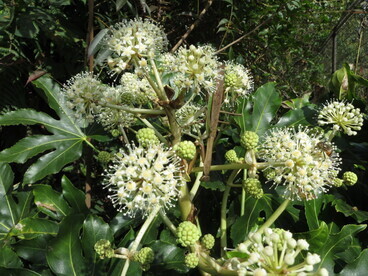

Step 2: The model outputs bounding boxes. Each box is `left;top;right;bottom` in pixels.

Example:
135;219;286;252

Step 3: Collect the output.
240;131;259;150
174;141;197;160
343;171;358;186
201;234;215;250
97;151;112;163
225;149;239;163
242;178;263;199
136;128;159;147
185;253;199;268
177;221;201;247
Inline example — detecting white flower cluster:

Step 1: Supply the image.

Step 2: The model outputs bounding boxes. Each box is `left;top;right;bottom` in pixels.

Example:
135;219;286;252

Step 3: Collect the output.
103;143;184;217
235;228;328;276
119;73;157;105
96;86;135;130
161;45;220;93
62;72;104;122
260;127;341;200
106;19;168;73
318;100;364;136
223;61;253;103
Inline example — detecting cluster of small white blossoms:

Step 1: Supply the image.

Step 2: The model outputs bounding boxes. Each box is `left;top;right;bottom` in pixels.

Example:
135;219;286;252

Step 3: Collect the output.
223;61;253;105
103;143;184;217
234;228;328;276
260;127;341;200
317;100;364;136
62;72;104;122
118;73;157;105
96;86;135;130
160;45;220;93
106;18;168;73
175;104;205;134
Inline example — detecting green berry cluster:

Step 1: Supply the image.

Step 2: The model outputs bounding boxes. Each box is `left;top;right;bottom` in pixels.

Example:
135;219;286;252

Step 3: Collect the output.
134;247;154;271
333;178;343;187
224;72;239;88
185;253;199;268
97;151;112;163
240;131;259;150
121;92;135;105
110;129;121;137
263;168;276;180
136;128;159;147
242;178;263;199
177;221;201;247
343;171;358;186
225;149;239;163
201;234;215;250
174;141;196;160
94;239;114;259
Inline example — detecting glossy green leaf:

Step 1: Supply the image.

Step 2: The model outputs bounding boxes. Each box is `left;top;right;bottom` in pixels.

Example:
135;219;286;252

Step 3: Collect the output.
88;28;109;57
33;184;72;219
150;241;189;273
304;198;323;230
200;180;226;191
10;218;58;239
159;229;177;244
110;213;139;237
332;198;368;223
251;83;282;135
275;106;314;128
47;214;87;276
305;221;329;251
141;216;161;245
0;75;86;183
0;268;41;276
82;215;113;262
317;224;367;273
13;236;49;264
61;175;88;214
230;195;273;245
339;248;368;275
0;246;23;268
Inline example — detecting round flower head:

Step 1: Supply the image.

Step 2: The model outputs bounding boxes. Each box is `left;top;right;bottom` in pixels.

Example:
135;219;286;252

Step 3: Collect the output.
318;100;364;136
223;61;253;105
103;143;184;217
119;73;157;105
62;72;104;123
106;18;168;73
96;86;135;130
162;45;220;94
260;127;341;200
236;228;324;275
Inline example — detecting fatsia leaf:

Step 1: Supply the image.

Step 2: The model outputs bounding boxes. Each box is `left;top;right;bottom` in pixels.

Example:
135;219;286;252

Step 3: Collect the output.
0;75;87;183
61;175;88;214
0;246;23;268
0;268;41;276
332;198;368;223
317;224;367;274
339;248;368;275
33;184;72;220
235;83;281;135
47;214;88;276
9;218;58;239
304;198;323;230
0;163;33;240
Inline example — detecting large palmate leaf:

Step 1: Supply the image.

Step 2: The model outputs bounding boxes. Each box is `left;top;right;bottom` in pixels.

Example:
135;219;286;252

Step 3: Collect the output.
235;82;281;135
0;75;87;183
0;163;33;241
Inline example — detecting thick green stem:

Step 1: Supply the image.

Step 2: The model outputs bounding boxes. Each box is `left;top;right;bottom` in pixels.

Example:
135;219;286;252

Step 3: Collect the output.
220;170;239;257
159;209;177;235
150;58;167;101
189;161;204;200
165;107;181;145
103;103;165;115
121;205;161;276
178;182;192;221
192;163;250;172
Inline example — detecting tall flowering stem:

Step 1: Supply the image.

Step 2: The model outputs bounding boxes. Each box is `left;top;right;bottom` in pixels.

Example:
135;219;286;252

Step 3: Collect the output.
121;205;161;276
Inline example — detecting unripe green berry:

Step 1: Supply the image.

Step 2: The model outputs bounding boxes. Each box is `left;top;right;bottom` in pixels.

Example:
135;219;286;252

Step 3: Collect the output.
263;168;276;180
333;178;343;187
185;253;199;268
201;234;215;250
134;92;149;105
176;221;200;247
121;92;135;105
174;141;196;160
343;171;358;186
136;128;159;147
134;247;154;266
110;129;121;137
225;149;239;163
240;131;259;150
224;72;238;88
97;151;111;163
242;178;263;199
94;239;114;259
